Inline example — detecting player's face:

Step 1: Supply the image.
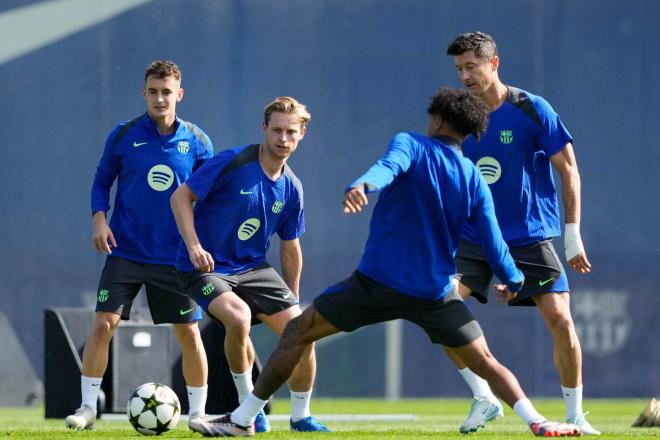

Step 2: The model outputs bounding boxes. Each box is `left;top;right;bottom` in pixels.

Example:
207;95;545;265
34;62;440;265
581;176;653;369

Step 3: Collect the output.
142;75;183;120
454;50;498;96
262;112;307;160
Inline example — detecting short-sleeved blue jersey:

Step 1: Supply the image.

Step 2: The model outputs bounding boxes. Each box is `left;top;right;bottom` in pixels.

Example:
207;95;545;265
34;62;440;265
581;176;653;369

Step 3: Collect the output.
91;113;213;265
175;144;305;275
461;87;573;247
348;132;523;301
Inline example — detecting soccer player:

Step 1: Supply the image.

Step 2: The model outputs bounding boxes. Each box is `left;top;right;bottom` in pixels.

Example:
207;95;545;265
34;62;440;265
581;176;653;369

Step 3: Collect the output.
444;31;600;435
187;88;582;438
65;60;212;431
170;96;330;434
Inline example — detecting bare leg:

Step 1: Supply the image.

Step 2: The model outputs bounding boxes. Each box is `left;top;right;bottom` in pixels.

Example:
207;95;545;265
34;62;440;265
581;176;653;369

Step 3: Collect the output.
173;322;207;387
533;292;581;388
451;335;525;408
253;306;339;400
81;312;121;377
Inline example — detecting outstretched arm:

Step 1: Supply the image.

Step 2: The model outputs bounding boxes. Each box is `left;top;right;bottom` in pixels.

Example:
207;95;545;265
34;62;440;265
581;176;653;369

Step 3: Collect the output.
170;183;214;272
550;142;591;274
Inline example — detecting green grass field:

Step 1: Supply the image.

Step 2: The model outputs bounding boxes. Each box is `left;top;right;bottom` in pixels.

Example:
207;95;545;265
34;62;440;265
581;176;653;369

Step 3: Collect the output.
1;398;658;439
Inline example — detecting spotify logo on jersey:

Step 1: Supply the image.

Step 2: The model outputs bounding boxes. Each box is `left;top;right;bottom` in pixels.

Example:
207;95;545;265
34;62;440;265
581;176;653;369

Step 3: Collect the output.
147;164;175;191
238;218;261;241
475;156;502;184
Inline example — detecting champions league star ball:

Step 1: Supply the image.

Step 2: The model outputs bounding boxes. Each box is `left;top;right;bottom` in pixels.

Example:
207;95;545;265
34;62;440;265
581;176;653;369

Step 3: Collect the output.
127;382;180;435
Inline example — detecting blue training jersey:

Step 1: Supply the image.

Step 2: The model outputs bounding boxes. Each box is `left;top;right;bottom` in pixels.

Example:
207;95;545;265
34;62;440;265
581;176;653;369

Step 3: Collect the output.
91;113;214;265
461;87;573;247
175;144;305;275
349;132;523;301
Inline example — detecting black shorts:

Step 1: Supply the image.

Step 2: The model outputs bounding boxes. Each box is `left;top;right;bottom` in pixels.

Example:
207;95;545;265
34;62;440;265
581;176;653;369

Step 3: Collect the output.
177;263;299;324
313;271;483;348
455;239;569;307
95;256;201;324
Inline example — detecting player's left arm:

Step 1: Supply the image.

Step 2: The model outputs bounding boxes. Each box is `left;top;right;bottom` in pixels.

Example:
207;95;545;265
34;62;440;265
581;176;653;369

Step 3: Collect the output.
550;142;592;273
280;238;302;299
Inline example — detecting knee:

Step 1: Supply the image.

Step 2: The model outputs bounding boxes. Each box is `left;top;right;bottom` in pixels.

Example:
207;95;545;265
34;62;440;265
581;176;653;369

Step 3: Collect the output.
545;310;575;335
91;313;118;339
174;323;203;348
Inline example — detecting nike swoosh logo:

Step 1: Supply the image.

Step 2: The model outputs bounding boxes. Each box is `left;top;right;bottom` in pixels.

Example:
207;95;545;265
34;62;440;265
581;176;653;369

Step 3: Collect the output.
179;308;194;315
133;141;148;147
282;291;292;300
91;383;101;387
240;189;253;195
539;277;555;286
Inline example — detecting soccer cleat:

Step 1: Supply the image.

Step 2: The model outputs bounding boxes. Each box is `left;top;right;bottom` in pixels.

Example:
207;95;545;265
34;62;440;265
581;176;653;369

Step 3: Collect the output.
188;411;205;430
188;413;254;437
459;397;503;433
254;409;271;433
290;415;331;432
530;420;582;437
65;404;96;430
566;413;600;435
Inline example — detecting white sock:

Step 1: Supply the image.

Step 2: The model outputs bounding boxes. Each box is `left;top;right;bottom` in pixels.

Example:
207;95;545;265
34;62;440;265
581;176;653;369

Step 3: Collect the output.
513;398;545;425
458;368;497;401
231;370;254;403
231;393;267;427
290;390;312;422
562;384;583;419
186;385;208;416
81;375;102;411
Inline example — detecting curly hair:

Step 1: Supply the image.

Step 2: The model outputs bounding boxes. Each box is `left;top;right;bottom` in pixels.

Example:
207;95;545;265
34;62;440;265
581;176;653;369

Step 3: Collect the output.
264;96;311;127
427;88;489;140
144;60;181;83
446;31;498;60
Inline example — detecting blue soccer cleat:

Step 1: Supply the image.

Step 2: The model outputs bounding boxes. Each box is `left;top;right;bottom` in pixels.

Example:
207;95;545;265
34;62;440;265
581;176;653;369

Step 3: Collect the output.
290;416;331;432
254;409;271;433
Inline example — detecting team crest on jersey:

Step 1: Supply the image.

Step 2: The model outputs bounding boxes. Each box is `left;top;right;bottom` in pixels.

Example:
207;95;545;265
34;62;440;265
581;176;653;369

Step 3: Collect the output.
271;201;284;214
177;141;190;154
499;130;513;144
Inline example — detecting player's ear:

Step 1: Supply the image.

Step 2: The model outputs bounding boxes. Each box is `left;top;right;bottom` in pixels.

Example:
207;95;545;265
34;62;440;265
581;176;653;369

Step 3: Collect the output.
141;87;146;100
262;121;268;133
299;125;307;139
490;55;500;72
177;87;184;102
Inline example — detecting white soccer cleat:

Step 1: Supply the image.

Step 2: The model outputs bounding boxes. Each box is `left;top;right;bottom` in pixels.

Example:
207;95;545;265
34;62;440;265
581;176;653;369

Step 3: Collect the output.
459;397;503;433
567;413;600;435
65;404;96;430
188;413;254;437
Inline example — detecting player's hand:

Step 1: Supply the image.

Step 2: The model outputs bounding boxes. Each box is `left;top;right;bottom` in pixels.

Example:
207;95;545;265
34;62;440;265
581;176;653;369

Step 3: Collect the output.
188;243;214;272
92;218;116;254
343;186;368;214
493;284;518;303
568;252;591;274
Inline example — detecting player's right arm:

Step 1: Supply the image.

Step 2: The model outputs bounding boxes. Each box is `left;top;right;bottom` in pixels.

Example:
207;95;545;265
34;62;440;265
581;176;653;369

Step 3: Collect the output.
343;132;416;214
170;183;214;272
90;127;122;254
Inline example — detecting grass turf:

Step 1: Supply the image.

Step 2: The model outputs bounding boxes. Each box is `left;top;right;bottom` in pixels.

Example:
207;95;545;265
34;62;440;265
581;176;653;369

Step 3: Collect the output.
1;398;658;439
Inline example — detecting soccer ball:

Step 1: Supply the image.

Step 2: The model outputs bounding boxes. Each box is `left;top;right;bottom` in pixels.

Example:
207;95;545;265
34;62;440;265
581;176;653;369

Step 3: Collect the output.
127;382;180;435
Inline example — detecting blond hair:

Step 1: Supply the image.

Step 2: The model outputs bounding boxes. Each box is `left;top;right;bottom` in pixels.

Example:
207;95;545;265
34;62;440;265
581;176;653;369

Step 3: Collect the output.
264;96;311;127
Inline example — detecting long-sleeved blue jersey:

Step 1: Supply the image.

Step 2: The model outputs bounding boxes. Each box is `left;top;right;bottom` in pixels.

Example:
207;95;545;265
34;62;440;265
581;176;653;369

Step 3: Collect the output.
91;113;213;265
348;132;523;301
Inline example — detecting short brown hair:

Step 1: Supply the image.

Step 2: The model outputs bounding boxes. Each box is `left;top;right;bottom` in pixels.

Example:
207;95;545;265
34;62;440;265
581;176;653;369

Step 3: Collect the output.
144;60;181;83
446;31;498;60
264;96;311;127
